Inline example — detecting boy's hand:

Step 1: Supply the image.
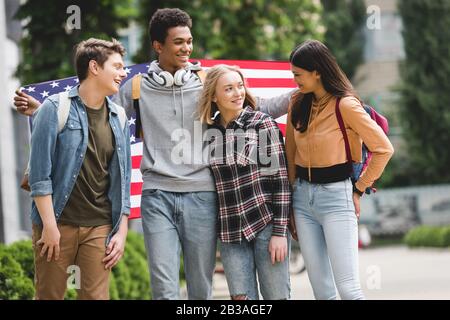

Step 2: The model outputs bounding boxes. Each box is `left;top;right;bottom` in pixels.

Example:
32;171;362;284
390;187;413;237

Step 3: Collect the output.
103;217;128;269
103;232;126;269
14;89;41;116
37;224;61;262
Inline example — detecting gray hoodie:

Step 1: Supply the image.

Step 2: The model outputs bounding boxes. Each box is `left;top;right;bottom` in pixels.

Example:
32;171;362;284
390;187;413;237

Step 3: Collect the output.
115;60;293;192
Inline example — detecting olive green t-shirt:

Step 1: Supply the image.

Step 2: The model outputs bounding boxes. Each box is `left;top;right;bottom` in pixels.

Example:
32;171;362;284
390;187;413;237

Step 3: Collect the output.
59;102;115;227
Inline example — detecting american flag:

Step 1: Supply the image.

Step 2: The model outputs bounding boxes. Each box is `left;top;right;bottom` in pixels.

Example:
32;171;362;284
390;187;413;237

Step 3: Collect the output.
22;59;296;219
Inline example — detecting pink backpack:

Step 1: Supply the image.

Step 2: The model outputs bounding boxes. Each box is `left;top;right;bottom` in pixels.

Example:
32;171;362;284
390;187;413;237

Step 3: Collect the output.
335;98;389;194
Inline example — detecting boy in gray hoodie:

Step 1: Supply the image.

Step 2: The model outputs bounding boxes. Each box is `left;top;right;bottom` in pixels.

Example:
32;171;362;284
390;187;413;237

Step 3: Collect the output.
14;8;292;300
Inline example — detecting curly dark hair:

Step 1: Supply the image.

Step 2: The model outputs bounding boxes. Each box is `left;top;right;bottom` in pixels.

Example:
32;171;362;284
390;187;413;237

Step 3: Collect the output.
149;8;192;44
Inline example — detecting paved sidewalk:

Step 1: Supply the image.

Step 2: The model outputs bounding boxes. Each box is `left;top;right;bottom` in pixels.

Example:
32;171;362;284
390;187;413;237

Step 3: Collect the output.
212;272;231;300
210;245;450;300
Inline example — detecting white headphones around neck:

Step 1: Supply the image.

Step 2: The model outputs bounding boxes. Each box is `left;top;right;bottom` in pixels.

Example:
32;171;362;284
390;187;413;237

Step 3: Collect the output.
149;61;202;87
150;68;192;87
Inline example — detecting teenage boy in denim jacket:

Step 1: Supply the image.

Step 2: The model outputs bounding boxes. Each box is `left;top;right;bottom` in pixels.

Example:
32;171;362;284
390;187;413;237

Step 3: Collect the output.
28;38;131;299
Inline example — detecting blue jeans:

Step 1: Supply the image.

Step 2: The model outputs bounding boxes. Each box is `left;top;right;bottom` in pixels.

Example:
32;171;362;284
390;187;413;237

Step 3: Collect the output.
293;178;365;300
140;189;218;300
219;223;291;300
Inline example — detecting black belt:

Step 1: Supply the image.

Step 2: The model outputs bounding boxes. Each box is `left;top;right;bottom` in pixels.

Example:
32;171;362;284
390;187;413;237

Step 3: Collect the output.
296;163;351;184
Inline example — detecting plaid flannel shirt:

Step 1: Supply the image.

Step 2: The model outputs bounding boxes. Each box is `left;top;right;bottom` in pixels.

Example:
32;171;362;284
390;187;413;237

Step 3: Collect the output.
208;106;291;243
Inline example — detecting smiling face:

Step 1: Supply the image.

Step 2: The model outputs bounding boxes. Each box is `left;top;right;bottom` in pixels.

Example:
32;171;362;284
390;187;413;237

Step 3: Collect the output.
94;52;127;95
213;71;246;116
291;64;321;94
154;26;193;73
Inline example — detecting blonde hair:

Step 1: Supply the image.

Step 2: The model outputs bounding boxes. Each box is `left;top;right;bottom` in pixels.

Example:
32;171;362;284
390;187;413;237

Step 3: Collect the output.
197;64;257;125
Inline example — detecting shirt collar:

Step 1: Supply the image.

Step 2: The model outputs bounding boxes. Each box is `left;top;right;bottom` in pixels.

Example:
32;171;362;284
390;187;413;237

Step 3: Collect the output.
68;85;117;115
212;106;254;129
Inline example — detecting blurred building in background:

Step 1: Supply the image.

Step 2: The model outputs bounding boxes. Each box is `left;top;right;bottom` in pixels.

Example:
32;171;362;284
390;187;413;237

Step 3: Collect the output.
354;0;404;150
0;0;31;244
118;21;142;67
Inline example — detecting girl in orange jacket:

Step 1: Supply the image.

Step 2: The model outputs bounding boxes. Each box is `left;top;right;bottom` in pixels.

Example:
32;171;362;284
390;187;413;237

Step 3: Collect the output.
286;40;394;300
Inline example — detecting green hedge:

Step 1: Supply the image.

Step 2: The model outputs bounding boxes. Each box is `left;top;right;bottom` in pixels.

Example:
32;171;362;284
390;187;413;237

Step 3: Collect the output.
0;230;159;299
404;225;450;248
0;248;34;299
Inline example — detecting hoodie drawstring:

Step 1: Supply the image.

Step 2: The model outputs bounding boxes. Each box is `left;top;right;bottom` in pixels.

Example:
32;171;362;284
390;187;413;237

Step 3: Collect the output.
171;81;186;129
180;86;185;129
172;85;177;116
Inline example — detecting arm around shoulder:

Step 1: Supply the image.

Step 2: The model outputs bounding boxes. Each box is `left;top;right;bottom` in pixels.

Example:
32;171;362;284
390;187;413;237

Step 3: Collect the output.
257;89;297;119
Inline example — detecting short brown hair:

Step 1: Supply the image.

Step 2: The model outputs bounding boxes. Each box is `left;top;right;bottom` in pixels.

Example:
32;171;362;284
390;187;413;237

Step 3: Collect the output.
74;38;126;82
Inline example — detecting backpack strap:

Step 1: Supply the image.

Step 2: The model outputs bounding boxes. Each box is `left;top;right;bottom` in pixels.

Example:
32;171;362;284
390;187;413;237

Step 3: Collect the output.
132;74;143;139
57;91;71;132
22;91;72;192
195;68;206;84
335;97;353;171
109;101;127;131
117;107;126;131
132;74;142;99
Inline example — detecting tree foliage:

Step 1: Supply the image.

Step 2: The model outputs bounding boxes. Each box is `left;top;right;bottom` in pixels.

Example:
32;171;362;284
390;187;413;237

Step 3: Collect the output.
321;0;366;80
15;0;136;84
397;0;450;184
133;0;325;63
0;248;34;300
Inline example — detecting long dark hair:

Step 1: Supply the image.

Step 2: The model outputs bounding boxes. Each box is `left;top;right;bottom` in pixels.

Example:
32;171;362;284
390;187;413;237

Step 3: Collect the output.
290;40;358;132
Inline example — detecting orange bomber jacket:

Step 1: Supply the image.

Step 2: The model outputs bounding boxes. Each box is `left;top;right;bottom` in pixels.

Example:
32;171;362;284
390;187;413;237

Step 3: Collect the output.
285;93;394;193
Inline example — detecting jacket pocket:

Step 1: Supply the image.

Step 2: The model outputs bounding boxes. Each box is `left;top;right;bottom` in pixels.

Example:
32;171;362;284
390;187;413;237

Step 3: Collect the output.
319;180;347;192
58;119;83;150
142;189;159;196
65;119;82;130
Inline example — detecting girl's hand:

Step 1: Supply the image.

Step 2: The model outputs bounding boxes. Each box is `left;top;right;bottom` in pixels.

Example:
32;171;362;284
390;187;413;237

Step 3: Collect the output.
353;192;361;220
268;236;288;264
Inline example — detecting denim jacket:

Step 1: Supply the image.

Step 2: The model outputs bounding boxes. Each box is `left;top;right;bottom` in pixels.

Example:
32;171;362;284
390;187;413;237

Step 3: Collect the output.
29;86;131;244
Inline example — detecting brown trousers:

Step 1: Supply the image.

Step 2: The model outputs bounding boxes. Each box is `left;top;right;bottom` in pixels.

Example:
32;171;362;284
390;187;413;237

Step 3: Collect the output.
32;223;111;300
